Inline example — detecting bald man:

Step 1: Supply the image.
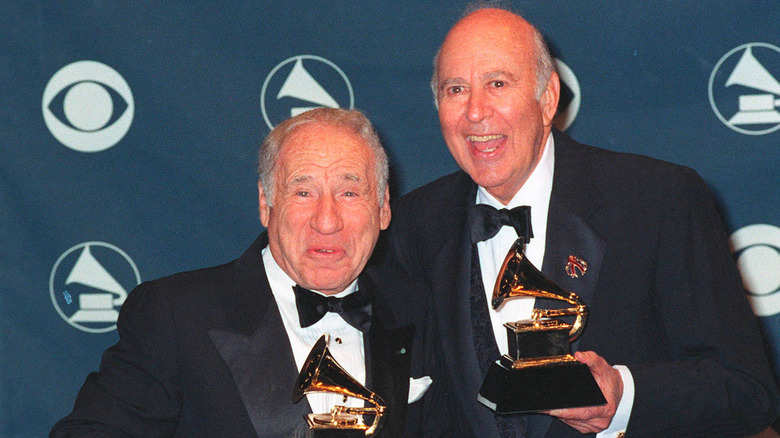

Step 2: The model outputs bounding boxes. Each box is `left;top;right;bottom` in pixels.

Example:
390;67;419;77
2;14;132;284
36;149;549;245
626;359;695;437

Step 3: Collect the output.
388;6;778;438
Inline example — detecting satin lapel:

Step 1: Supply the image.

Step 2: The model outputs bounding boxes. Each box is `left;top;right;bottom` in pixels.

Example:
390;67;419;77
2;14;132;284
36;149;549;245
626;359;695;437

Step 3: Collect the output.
432;181;482;381
527;133;606;438
541;193;605;318
428;179;500;434
208;234;310;438
539;133;606;351
366;319;415;437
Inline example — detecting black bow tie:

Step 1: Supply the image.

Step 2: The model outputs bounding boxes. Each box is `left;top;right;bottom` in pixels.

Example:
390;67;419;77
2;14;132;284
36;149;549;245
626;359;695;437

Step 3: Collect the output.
468;204;533;244
293;285;372;332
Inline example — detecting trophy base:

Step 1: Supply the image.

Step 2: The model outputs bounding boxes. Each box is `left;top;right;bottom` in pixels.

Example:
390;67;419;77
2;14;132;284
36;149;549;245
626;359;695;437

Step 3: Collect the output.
303;413;368;436
478;358;606;414
305;429;365;438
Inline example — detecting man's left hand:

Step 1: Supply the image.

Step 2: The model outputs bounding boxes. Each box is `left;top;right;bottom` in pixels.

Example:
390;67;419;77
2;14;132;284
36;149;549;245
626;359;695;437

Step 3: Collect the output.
544;351;623;434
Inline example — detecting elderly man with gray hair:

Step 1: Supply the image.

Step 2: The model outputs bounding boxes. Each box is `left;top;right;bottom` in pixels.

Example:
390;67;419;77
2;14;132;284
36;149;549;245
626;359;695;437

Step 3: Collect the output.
51;108;434;438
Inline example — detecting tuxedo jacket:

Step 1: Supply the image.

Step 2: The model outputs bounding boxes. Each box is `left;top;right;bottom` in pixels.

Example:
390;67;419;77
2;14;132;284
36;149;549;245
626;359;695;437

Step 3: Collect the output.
388;130;779;438
50;233;429;438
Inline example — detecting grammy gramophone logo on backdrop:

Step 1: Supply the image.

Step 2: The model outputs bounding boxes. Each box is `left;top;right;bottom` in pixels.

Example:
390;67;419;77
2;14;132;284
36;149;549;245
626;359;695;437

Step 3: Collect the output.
261;55;355;130
50;242;141;333
709;43;780;135
42;60;135;152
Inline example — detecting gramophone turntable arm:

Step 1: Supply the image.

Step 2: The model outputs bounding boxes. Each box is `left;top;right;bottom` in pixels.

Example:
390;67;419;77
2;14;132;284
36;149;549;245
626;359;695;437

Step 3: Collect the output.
338;405;386;417
531;304;588;341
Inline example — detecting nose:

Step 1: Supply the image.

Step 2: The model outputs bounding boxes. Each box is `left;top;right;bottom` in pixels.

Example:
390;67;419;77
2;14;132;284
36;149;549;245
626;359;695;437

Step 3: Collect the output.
310;194;343;235
466;88;492;123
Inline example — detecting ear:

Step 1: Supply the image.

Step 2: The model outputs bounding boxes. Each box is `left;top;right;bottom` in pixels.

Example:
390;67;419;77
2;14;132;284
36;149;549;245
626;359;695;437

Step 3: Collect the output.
379;187;391;230
258;181;271;228
540;71;560;127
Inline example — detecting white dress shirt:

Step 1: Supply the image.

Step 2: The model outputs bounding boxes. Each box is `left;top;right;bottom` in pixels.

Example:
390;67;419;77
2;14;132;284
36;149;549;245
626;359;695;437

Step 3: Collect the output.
263;246;366;415
475;134;634;437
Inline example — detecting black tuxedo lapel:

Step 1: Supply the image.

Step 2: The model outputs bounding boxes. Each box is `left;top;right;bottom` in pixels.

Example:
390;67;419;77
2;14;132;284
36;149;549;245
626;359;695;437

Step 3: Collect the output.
208;320;309;438
540;193;605;331
539;131;606;349
355;273;414;437
524;132;607;438
427;177;503;436
365;319;414;437
527;193;606;438
208;234;310;438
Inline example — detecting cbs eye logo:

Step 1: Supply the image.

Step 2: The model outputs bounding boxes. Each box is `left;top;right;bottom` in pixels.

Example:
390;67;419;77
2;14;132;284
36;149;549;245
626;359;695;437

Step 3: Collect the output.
42;60;134;152
731;224;780;317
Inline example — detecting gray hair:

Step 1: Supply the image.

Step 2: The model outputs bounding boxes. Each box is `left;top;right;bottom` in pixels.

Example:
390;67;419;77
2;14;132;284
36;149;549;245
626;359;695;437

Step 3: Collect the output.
430;4;556;108
257;107;389;207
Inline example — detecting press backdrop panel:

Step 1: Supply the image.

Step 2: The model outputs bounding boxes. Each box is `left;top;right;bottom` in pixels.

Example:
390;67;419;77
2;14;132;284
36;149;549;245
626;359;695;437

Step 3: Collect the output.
2;2;779;436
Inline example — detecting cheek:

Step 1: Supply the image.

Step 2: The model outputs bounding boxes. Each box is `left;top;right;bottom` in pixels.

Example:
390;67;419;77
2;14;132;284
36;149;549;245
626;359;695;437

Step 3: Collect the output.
438;103;462;130
270;210;310;246
345;208;381;239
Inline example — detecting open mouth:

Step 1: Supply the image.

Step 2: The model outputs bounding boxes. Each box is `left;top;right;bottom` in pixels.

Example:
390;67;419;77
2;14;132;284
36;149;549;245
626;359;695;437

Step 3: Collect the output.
467;134;505;153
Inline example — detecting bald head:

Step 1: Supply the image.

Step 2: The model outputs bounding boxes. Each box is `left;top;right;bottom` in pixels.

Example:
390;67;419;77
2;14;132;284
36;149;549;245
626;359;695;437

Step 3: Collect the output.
431;8;556;106
431;6;561;204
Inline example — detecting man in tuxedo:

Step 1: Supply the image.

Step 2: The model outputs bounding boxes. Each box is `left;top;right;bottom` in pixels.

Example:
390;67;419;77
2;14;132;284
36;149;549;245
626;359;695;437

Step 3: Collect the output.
388;6;779;438
51;108;432;437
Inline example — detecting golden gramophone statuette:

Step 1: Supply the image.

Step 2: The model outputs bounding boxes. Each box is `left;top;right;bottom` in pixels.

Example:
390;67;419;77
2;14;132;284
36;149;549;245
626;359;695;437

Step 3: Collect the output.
293;334;386;437
477;238;607;414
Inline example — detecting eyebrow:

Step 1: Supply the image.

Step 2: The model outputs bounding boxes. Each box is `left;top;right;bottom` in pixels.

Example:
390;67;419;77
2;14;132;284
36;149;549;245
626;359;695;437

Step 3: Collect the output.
288;173;362;184
440;77;466;88
484;70;513;80
290;175;313;184
341;173;361;182
439;70;517;89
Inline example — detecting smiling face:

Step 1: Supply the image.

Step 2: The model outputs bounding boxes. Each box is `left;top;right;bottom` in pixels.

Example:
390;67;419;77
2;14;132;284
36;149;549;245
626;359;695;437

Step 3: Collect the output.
435;9;560;205
259;122;391;295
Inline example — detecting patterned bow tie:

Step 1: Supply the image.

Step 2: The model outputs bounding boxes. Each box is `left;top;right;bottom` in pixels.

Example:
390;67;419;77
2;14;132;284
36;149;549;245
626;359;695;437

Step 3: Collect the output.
468;204;533;244
293;285;372;332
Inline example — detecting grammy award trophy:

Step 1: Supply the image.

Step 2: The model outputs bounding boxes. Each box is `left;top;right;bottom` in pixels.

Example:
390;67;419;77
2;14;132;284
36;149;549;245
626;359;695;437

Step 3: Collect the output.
293;334;386;437
477;238;607;414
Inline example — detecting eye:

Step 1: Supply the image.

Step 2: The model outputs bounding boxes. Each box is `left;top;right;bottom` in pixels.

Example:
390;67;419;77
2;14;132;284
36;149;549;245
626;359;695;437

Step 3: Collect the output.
448;85;464;94
491;80;505;88
342;191;358;197
296;191;311;197
42;61;134;153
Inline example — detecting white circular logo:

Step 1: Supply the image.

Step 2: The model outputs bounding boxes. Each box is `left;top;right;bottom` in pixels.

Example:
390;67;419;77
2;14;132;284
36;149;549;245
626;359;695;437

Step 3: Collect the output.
50;242;141;333
42;60;135;152
709;43;780;135
261;55;354;130
730;224;780;316
553;58;581;132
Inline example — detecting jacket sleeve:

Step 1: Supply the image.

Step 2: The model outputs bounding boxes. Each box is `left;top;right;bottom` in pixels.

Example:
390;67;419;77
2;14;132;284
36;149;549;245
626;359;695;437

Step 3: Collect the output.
50;282;182;437
626;167;779;437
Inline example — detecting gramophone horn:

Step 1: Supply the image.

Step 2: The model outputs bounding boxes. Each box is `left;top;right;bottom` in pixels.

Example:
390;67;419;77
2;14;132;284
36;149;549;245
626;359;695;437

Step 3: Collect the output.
726;46;780;95
293;334;386;436
491;238;588;341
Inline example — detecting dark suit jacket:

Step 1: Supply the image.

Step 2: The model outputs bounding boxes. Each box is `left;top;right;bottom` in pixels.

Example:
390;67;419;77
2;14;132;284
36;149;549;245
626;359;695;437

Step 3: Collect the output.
388;130;779;438
50;233;428;437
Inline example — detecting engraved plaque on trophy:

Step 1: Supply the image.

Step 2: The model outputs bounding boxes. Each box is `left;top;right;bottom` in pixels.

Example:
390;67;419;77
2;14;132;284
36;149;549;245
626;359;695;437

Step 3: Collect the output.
293;334;386;437
477;239;607;414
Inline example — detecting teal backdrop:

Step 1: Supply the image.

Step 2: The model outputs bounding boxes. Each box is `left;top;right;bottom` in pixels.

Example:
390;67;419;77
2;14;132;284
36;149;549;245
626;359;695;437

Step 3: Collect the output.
2;2;779;436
